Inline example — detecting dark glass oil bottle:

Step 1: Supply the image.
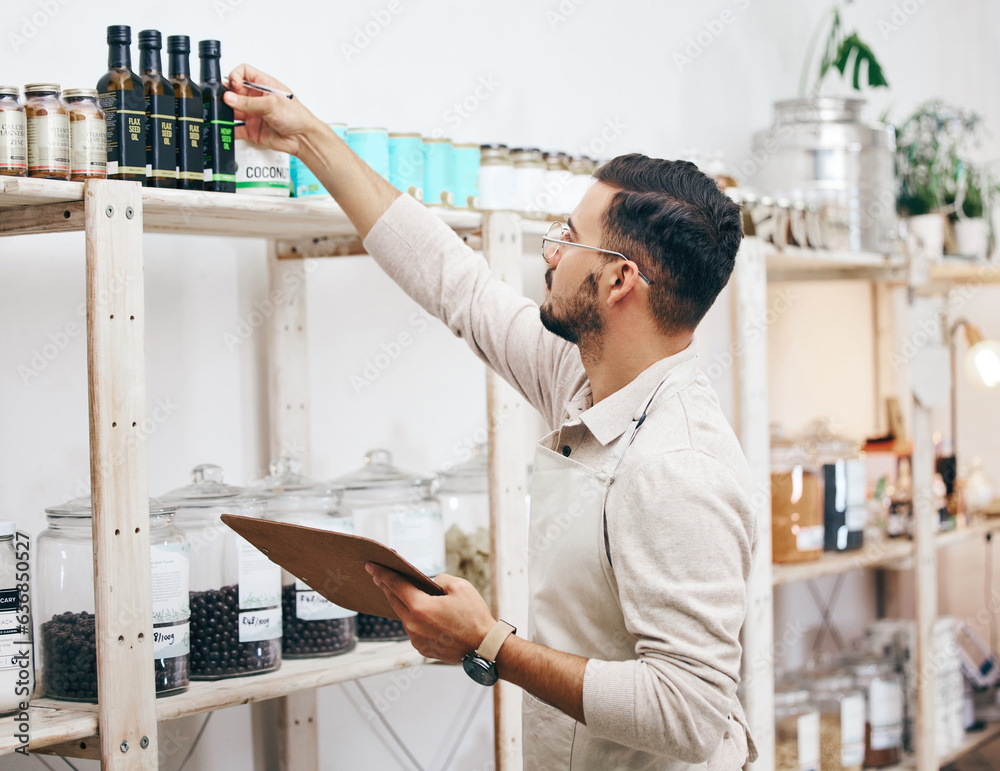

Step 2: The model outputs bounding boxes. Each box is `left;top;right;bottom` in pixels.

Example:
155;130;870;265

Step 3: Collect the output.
138;30;177;188
97;25;146;182
167;35;203;191
198;39;235;193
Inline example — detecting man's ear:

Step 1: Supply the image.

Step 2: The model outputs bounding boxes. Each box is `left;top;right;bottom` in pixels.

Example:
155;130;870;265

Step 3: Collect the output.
606;262;641;308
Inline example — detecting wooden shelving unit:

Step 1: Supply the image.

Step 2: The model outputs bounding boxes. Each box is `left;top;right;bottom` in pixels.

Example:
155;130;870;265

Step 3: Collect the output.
0;178;529;770
734;237;1000;771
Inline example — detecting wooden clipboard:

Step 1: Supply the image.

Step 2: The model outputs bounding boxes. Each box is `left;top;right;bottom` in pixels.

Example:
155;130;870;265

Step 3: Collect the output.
221;514;443;621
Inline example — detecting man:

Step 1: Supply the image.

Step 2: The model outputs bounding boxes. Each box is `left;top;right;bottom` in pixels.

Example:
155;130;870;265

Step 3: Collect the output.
224;66;758;770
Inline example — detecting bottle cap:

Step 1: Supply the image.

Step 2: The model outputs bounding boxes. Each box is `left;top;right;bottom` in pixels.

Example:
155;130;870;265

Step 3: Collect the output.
198;39;222;58
107;25;131;45
166;35;190;54
138;29;162;49
0;522;15;537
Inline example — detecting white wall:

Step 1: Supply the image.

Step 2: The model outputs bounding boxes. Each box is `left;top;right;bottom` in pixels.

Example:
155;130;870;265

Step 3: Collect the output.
3;0;1000;769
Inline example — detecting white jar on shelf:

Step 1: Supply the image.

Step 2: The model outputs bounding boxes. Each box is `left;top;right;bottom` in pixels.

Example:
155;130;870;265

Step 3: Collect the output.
0;522;32;715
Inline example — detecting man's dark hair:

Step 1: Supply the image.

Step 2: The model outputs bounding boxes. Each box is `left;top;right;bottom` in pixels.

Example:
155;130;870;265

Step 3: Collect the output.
594;153;743;333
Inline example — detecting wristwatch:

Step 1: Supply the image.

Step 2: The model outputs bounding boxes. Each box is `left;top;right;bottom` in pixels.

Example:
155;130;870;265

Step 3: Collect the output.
462;620;516;686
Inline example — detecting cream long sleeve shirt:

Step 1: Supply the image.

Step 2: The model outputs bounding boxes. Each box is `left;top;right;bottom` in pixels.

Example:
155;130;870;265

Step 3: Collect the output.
362;195;758;766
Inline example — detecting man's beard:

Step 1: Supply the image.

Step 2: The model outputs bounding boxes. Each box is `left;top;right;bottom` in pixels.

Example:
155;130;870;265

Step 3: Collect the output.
539;269;604;347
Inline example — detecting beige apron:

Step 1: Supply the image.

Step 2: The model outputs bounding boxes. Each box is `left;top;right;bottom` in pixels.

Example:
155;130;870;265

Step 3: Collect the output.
523;357;756;770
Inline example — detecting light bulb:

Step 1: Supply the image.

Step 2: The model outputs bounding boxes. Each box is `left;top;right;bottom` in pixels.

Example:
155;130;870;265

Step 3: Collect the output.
965;340;1000;390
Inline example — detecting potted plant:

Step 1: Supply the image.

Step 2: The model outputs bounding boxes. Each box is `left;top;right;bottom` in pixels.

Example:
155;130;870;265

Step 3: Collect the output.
799;0;889;97
953;163;997;259
895;100;992;259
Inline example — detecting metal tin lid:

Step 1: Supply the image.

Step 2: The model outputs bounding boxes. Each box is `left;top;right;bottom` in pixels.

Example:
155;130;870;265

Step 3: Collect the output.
45;494;176;518
480;143;508;150
333;449;434;491
453;142;479;150
158;464;263;506
63;88;99;100
423;137;451;144
251;457;344;498
347;127;387;134
774;95;867;124
437;443;489;494
24;83;60;95
389;132;421;138
0;87;19;97
327;122;347;129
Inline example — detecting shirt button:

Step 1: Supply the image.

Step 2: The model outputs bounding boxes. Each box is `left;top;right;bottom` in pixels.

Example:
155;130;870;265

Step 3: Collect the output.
562;446;571;457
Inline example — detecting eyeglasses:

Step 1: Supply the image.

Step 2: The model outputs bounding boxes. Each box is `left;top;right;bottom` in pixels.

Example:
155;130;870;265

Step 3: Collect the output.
541;222;652;285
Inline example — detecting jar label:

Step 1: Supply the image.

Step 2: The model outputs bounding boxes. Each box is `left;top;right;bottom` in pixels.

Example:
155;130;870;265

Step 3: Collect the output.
237;536;281;610
99;89;146;177
238;607;282;642
869;679;904;749
846;504;867;532
0;112;27;171
840;693;866;765
27;114;70;173
150;542;190;624
145;93;177;180
0;588;21;637
175;96;203;181
796;710;820;770
153;620;190;659
0;637;31;671
388;509;445;576
796;525;824;552
296;590;356;621
235;142;291;193
70;117;107;177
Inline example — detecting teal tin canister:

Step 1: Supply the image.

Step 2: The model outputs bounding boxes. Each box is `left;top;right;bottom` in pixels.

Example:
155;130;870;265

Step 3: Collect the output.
452;143;480;210
291;122;346;197
347;127;389;180
423;138;454;207
388;132;424;201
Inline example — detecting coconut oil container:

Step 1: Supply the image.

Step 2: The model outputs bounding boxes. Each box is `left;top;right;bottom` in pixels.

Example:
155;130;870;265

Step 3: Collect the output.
255;458;357;658
333;450;445;641
159;464;281;679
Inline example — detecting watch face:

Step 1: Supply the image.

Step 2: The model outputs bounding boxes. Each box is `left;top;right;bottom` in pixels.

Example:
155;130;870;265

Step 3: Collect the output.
463;654;498;686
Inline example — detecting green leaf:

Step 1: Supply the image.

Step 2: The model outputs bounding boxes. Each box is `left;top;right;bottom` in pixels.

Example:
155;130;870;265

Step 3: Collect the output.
834;33;890;90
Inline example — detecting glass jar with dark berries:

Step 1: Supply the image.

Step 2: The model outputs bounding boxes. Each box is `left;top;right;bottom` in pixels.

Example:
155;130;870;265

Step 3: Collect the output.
38;495;190;701
159;464;281;679
254;457;357;658
332;450;445;641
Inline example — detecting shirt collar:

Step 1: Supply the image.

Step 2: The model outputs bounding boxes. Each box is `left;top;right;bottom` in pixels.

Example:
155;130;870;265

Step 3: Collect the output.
577;340;698;446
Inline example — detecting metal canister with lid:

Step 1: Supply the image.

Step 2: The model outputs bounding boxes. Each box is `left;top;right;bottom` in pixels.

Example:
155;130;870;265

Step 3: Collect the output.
388;132;424;201
479;143;514;210
452;142;480;210
544;151;572;216
511;147;546;216
255;457;357;658
567;155;595;213
159;465;281;679
62;89;106;181
0;87;26;177
24;83;69;180
333;450;445;641
38;495;190;701
423;138;454;207
347;127;389;180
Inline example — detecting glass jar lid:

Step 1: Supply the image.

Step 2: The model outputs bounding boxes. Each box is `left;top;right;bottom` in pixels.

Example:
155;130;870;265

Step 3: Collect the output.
24;83;60;95
774;685;811;708
333;449;434;492
437;443;488;494
251;457;344;499
45;494;176;519
0;87;20;98
158;464;263;507
811;672;857;694
62;88;99;100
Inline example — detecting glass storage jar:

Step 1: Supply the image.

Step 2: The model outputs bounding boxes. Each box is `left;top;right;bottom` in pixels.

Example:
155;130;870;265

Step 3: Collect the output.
850;660;903;766
812;434;867;552
437;443;491;608
0;87;27;177
333;450;445;641
38;496;189;701
62;88;106;181
24;83;69;180
0;521;33;715
775;682;821;771
479;144;514;211
811;672;866;771
771;443;824;563
511;147;546;217
255;457;357;658
160;464;281;679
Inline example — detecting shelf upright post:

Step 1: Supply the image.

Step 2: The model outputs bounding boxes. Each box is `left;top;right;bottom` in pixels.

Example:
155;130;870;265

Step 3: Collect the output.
483;212;530;771
84;179;159;769
731;236;774;770
263;240;319;771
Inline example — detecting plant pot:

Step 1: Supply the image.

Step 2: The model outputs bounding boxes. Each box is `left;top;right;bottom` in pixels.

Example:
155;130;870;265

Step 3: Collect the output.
953;218;989;259
907;213;945;259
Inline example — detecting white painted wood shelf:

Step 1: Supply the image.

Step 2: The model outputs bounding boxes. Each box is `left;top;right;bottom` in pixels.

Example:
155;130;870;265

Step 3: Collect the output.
0;177;529;770
884;721;1000;769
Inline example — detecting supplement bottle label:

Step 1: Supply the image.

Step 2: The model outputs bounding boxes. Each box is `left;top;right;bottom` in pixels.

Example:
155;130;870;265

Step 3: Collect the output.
869;679;904;750
237;536;281;642
293;517;357;621
99;88;146;177
70;117;107;177
840;693;866;765
175;96;203;181
145;93;177;180
26;114;70;173
388;508;445;576
796;525;824;552
796;710;820;771
0;113;27;171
